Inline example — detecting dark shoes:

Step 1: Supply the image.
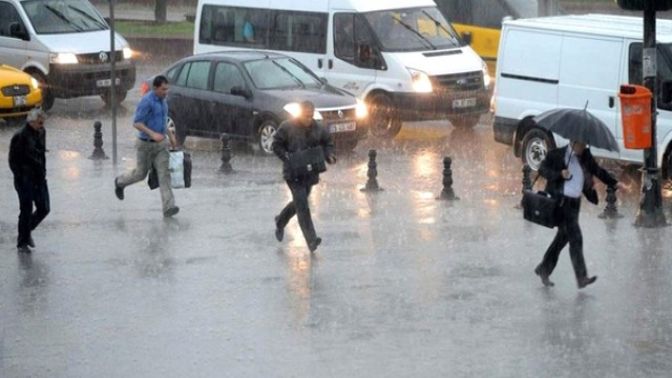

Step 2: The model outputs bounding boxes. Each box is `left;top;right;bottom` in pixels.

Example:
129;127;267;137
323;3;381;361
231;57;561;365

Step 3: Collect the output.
308;237;322;253
114;178;124;200
578;276;598;289
274;216;284;242
27;237;35;248
164;207;180;217
534;265;555;287
17;244;31;254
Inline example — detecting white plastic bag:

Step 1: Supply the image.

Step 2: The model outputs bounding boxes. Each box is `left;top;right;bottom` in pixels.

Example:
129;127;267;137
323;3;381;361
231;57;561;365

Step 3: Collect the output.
169;150;185;189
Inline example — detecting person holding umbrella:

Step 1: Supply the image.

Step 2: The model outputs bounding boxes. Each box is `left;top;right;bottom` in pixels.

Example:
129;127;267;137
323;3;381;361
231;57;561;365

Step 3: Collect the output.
532;105;625;288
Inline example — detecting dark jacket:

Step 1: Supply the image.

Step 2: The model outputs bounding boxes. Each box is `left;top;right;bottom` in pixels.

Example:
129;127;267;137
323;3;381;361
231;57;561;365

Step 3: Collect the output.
9;124;47;183
539;146;617;205
272;119;334;183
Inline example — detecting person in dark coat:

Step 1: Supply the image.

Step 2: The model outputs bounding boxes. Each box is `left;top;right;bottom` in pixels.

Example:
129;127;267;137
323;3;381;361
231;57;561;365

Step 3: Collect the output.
8;108;50;253
272;101;336;252
535;142;623;288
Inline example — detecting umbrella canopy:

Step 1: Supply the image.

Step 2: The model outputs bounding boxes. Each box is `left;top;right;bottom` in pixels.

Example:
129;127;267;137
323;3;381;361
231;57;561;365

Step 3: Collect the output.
533;107;620;152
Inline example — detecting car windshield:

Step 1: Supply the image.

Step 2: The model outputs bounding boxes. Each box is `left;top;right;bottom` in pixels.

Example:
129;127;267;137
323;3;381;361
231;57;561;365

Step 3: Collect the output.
22;0;108;34
363;7;462;52
244;58;322;90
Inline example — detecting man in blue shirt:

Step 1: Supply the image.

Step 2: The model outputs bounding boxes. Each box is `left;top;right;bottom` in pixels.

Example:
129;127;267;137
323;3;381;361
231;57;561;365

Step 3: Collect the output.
114;75;179;217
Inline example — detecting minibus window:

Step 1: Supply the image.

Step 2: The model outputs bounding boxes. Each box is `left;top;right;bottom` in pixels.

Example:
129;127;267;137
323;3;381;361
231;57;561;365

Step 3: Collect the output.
334;13;382;69
199;5;270;48
364;7;461;52
270;11;327;54
22;0;108;34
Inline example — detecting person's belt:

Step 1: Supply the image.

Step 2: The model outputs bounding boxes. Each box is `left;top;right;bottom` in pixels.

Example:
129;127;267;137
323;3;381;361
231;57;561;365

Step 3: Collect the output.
139;137;156;143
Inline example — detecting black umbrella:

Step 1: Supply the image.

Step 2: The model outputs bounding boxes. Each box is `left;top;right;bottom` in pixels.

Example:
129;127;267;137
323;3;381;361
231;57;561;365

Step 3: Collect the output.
533;106;620;152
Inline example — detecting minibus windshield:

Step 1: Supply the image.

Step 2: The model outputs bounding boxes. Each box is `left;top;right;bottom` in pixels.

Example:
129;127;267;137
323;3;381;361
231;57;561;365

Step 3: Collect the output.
363;7;462;52
22;0;108;34
244;58;322;90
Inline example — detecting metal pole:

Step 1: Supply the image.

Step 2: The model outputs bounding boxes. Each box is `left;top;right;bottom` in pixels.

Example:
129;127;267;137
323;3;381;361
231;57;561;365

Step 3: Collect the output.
636;1;667;227
109;0;118;165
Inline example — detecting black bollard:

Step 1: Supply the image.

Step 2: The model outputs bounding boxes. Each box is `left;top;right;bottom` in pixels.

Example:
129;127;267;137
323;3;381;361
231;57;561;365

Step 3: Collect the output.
219;133;234;174
599;186;623;219
437;157;459;200
89;121;108;160
361;149;383;192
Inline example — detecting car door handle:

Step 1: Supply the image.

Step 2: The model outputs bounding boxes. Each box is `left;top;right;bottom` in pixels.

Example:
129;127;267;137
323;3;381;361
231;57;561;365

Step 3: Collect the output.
328;59;333;69
318;58;323;69
609;96;615;108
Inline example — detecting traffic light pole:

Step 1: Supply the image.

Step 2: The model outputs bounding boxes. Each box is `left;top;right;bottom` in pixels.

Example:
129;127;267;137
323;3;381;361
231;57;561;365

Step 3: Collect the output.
636;2;667;227
109;0;118;166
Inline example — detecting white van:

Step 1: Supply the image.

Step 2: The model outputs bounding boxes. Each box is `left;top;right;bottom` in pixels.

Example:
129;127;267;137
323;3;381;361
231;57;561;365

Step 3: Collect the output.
194;0;491;138
493;14;672;177
0;0;136;110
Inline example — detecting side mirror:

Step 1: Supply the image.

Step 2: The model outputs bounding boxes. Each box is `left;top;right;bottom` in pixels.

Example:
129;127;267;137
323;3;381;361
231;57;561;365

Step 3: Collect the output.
460;31;472;45
9;22;29;41
661;80;672;104
358;43;373;64
230;86;252;99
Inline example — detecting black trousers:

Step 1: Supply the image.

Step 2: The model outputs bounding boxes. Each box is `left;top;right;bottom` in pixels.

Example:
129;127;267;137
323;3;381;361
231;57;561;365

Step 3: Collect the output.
537;197;588;281
14;178;50;247
276;179;317;245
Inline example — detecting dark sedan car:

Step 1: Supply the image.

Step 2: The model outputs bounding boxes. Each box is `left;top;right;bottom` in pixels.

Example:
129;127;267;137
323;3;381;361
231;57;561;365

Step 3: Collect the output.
142;51;368;153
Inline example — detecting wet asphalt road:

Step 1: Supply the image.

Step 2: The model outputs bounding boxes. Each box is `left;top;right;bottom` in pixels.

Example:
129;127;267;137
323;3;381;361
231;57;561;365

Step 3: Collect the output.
1;59;672;377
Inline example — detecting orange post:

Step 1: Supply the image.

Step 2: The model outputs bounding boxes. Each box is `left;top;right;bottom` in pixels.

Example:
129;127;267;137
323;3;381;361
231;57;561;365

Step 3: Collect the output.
618;84;652;149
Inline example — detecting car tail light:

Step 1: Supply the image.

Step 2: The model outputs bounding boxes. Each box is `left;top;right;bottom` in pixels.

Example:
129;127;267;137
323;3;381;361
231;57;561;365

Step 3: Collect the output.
140;81;150;95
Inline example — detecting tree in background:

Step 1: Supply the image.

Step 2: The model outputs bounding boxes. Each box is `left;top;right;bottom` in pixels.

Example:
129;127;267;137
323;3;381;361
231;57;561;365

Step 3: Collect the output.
155;0;167;23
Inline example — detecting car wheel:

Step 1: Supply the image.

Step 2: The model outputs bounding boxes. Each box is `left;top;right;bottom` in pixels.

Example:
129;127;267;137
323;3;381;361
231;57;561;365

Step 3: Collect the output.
29;71;54;111
521;128;554;171
449;114;481;129
101;90;128;107
257;119;278;155
368;92;402;139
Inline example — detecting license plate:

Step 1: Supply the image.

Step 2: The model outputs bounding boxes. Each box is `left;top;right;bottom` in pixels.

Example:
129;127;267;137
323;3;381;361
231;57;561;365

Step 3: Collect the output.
96;78;121;87
452;98;477;108
329;122;356;133
13;96;26;107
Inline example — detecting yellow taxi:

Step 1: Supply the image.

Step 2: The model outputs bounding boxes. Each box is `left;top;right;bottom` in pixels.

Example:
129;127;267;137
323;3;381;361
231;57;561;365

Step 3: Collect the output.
0;65;42;121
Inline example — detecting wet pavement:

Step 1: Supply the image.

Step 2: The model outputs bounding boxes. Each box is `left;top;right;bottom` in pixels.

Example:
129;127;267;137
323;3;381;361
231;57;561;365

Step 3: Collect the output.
2;76;672;377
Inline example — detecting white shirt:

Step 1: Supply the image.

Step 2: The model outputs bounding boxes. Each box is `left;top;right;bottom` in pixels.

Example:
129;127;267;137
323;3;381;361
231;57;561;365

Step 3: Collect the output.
563;147;584;199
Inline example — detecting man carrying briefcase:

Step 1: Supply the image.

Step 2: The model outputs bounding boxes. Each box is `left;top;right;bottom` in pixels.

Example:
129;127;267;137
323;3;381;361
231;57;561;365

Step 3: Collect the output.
272;101;336;252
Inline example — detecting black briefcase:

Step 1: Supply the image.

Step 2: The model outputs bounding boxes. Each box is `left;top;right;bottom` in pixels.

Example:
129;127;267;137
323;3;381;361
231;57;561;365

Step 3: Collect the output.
287;146;326;179
522;190;559;228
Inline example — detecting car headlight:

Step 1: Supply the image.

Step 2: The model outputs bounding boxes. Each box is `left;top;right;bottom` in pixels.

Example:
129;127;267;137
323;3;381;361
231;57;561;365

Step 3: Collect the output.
408;68;433;93
482;61;491;89
30;78;40;90
355;99;368;119
50;53;78;65
283;102;323;120
123;47;133;60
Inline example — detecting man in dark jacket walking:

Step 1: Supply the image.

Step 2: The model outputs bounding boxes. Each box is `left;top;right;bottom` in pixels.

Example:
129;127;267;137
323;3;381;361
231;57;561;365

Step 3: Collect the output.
272;101;336;252
8;108;50;253
535;142;623;288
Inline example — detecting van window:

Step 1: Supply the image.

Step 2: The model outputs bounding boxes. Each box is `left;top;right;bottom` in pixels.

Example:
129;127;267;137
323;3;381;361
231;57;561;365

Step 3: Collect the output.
213;62;246;93
199;5;269;47
629;43;672;84
0;2;25;39
334;13;384;69
21;0;108;34
176;61;211;90
363;7;461;52
270;11;327;54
